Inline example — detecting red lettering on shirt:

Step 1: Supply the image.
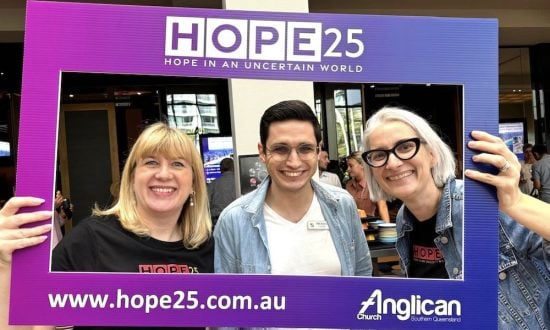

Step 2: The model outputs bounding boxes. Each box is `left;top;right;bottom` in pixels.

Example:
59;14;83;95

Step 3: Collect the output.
138;264;191;273
413;244;444;262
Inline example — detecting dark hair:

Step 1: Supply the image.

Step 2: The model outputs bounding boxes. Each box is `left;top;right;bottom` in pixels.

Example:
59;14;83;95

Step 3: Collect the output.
219;157;234;172
259;100;322;148
522;143;533;152
532;144;548;155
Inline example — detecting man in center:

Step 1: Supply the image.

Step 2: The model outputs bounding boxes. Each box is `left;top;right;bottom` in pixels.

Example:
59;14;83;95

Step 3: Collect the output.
214;100;372;276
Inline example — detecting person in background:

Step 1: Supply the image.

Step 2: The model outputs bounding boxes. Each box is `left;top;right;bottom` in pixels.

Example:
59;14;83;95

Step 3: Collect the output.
345;151;389;221
51;190;72;248
532;143;550;203
207;157;237;224
214;100;372;276
317;150;342;187
362;106;462;279
1;122;213;330
465;130;550;329
519;143;535;195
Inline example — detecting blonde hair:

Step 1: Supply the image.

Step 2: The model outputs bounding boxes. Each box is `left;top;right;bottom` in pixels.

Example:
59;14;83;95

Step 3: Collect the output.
94;122;211;249
346;151;364;166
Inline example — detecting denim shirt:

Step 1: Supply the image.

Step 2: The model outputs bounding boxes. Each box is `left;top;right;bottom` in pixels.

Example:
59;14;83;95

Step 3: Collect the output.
498;213;550;330
214;177;373;276
395;177;463;279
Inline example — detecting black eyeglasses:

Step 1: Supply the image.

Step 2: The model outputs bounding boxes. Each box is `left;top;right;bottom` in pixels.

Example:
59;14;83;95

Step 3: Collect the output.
362;138;423;168
266;143;319;161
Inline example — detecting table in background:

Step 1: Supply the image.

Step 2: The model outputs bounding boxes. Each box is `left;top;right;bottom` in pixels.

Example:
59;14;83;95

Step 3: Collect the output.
368;240;400;277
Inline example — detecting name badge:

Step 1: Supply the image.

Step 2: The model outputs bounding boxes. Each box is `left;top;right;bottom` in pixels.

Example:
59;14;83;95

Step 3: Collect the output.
307;221;329;230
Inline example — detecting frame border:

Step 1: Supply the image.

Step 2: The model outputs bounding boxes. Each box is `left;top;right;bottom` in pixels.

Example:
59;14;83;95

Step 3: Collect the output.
12;1;498;328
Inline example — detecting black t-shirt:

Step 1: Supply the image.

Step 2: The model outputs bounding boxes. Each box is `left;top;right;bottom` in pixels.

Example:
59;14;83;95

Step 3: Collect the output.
53;215;214;273
408;213;448;279
52;215;214;329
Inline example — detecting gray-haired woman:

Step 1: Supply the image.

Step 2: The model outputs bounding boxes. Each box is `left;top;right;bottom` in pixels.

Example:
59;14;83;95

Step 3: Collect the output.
362;106;462;280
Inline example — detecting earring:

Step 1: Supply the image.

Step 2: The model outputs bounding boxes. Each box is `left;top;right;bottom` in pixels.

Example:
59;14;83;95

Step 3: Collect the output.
189;191;195;207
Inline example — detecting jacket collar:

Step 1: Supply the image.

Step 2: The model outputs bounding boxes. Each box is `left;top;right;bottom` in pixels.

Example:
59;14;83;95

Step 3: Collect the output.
397;176;457;233
434;177;455;232
240;176;341;227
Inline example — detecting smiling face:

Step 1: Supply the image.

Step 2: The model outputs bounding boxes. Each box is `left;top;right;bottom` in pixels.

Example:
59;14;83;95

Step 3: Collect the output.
133;154;194;221
368;121;437;203
259;120;318;195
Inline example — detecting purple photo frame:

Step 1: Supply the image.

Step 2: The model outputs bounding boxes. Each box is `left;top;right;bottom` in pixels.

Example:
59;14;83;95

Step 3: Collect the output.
12;1;498;328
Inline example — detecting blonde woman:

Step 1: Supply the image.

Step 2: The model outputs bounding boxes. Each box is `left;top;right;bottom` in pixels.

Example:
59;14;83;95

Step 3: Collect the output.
52;122;213;273
345;151;389;221
1;122;213;329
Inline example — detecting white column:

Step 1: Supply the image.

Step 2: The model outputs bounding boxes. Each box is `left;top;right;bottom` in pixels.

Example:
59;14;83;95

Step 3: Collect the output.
222;0;315;195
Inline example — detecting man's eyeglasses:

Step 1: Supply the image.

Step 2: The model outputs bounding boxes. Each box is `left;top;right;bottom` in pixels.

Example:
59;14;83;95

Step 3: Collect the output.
362;137;424;168
266;143;319;161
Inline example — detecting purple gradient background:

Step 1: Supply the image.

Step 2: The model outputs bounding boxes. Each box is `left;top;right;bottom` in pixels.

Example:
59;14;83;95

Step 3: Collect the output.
11;1;498;328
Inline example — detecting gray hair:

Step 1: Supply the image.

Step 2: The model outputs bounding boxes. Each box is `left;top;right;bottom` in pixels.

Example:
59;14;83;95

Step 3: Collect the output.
363;106;456;201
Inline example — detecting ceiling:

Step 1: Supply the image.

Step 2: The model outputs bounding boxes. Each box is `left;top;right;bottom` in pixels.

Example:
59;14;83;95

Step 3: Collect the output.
2;0;550;46
2;0;548;103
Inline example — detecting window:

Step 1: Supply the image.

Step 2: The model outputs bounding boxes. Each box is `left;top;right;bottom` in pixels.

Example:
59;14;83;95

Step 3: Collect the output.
314;97;323;130
0;93;13;161
166;93;220;135
334;88;363;158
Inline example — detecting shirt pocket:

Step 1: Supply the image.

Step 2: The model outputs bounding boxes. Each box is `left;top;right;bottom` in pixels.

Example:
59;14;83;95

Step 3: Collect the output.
498;290;531;330
237;261;257;273
498;246;549;329
499;240;518;273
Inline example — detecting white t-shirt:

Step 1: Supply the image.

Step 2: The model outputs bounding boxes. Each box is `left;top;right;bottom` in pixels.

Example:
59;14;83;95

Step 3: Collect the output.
319;171;342;188
264;194;341;276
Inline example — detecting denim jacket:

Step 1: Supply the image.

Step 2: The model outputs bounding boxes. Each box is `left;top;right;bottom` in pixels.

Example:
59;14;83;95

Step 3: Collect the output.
498;213;550;329
213;177;372;276
395;177;463;279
